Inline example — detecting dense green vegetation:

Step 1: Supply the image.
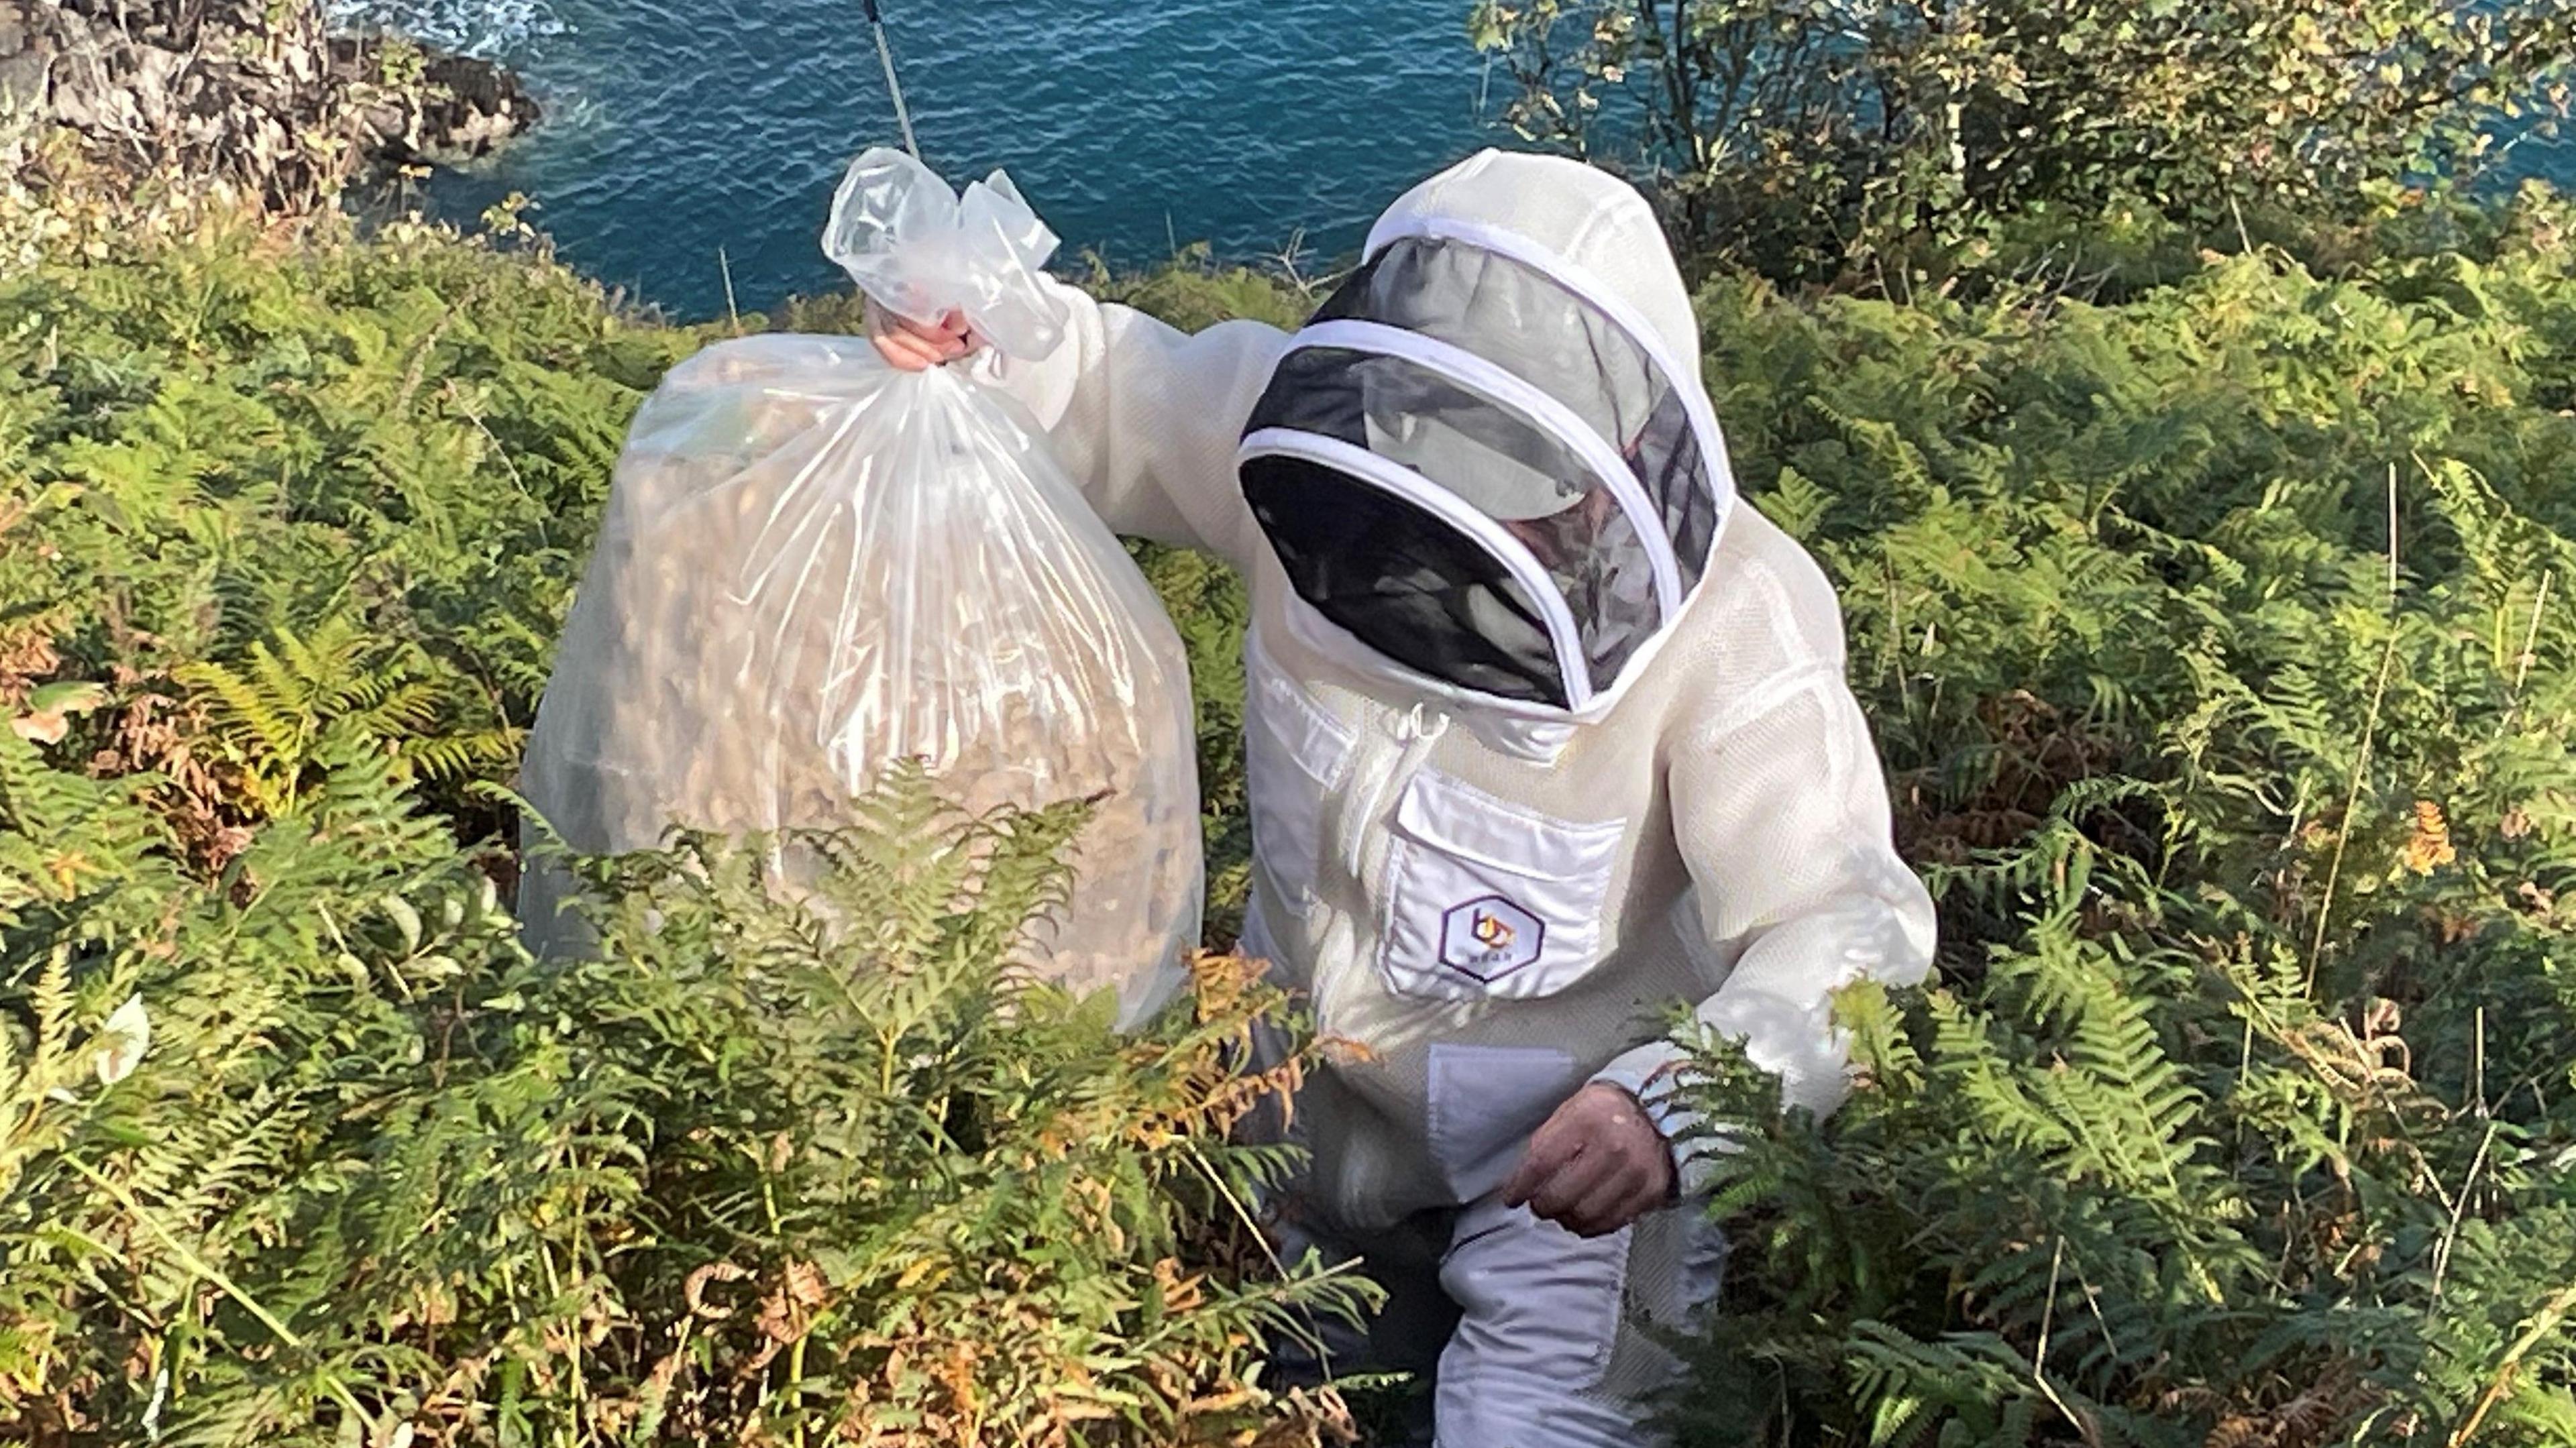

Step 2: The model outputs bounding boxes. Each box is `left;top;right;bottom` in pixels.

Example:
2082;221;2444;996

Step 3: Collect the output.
1470;0;2576;286
13;186;2576;1447
1459;10;2576;1431
1672;197;2576;1445
7;3;2576;1440
0;217;1373;1445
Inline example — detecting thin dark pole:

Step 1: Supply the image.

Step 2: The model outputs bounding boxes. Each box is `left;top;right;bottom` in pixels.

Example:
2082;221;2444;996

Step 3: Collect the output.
863;0;921;159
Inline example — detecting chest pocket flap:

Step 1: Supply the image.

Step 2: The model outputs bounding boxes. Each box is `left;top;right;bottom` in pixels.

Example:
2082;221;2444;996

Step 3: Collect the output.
1379;771;1626;1003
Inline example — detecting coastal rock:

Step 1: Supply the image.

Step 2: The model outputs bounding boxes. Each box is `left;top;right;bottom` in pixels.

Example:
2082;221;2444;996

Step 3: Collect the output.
1;0;539;214
326;36;540;168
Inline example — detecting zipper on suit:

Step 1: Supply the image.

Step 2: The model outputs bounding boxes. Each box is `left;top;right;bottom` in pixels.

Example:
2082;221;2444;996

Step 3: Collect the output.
1340;701;1450;884
1310;701;1454;1039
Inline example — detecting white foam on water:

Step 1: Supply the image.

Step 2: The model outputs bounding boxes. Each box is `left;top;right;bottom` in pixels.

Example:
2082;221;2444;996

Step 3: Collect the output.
323;0;569;60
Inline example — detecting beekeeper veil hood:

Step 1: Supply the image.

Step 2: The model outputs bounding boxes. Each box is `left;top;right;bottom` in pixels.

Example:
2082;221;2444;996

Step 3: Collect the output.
1237;149;1738;717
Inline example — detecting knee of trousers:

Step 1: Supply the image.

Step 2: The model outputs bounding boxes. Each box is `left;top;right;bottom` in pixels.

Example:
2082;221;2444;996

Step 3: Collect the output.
1430;1200;1727;1448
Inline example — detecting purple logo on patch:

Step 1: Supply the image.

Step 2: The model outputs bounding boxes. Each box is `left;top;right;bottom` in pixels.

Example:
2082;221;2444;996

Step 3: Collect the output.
1439;895;1546;982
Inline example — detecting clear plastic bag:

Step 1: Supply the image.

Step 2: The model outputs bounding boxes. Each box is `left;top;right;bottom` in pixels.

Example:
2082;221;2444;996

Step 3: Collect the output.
517;148;1202;1028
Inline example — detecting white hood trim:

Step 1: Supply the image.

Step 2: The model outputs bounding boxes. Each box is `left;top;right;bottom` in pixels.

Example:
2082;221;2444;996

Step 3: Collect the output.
1286;317;1686;619
1238;174;1745;736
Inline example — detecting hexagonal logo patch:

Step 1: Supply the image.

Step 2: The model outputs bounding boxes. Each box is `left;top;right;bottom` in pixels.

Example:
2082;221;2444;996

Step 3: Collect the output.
1438;895;1546;983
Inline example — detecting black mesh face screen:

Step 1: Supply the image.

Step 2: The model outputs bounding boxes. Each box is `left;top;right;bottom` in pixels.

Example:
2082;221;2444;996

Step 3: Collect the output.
1315;237;1719;592
1241;453;1569;708
1246;347;1664;698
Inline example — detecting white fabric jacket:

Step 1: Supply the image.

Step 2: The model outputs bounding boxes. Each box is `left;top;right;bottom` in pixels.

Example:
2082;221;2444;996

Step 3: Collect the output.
979;150;1937;1232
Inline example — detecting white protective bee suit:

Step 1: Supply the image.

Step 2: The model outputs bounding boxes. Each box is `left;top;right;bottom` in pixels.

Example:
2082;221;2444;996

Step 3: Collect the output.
976;149;1937;1446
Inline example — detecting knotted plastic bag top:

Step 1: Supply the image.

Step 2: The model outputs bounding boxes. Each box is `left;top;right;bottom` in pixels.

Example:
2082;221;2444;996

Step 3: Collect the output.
824;146;1069;361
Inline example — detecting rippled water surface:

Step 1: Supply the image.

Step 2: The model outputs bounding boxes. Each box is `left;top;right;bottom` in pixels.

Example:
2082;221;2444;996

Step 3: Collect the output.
338;0;1500;319
335;0;2575;321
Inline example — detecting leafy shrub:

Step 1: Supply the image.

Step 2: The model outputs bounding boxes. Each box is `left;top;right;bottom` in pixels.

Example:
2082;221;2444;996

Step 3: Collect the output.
0;215;1362;1443
0;210;695;853
1659;191;2576;1444
12;108;2576;1448
1;735;1365;1445
1468;0;2576;284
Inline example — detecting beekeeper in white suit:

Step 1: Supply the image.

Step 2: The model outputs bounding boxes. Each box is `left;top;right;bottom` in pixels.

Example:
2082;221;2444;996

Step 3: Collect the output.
871;149;1937;1445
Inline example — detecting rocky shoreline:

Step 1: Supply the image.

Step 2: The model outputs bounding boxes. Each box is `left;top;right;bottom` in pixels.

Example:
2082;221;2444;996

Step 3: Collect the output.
1;0;537;214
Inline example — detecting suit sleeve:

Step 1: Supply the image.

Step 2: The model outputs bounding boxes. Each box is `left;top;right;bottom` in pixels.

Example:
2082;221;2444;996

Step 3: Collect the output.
1591;655;1937;1196
972;274;1289;575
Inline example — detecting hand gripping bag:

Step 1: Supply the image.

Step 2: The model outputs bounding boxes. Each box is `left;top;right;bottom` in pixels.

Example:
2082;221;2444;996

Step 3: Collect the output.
516;147;1202;1028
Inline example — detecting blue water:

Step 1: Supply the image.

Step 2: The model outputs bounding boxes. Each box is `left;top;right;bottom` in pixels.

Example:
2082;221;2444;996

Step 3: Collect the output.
335;0;2576;323
337;0;1501;321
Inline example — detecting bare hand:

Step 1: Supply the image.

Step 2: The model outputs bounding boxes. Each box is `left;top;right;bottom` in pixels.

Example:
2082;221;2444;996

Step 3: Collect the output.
866;298;977;372
1500;1082;1677;1239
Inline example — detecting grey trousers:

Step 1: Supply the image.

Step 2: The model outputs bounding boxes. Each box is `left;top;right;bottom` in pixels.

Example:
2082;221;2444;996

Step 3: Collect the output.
1271;1190;1727;1448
